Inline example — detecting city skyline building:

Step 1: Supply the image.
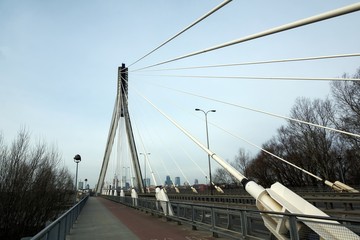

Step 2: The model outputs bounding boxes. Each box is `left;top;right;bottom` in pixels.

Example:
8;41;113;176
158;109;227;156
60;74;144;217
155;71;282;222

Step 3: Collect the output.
175;176;180;186
165;175;173;186
143;178;150;187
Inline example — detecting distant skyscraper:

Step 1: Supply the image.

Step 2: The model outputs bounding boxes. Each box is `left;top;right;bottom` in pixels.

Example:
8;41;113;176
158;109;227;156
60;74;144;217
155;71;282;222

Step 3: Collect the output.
143;178;151;187
165;175;173;186
175;177;180;186
194;179;199;185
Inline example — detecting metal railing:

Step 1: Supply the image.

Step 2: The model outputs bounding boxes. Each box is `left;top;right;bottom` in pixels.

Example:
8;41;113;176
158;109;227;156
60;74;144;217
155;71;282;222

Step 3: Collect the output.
104;195;360;239
29;195;89;240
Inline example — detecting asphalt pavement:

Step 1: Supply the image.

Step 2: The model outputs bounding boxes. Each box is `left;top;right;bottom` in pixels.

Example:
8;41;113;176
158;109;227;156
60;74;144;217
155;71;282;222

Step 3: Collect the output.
66;196;216;240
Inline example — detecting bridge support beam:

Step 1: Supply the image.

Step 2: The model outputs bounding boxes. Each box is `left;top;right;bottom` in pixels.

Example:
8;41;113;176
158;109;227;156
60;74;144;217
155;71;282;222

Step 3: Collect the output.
155;187;174;216
96;64;145;194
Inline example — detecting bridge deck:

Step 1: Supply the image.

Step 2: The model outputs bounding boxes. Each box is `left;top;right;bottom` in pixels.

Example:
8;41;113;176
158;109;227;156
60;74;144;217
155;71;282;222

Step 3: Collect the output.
66;196;216;240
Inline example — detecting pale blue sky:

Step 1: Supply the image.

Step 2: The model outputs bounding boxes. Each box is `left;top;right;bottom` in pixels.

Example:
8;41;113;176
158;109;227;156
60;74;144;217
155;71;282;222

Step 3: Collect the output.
1;1;359;188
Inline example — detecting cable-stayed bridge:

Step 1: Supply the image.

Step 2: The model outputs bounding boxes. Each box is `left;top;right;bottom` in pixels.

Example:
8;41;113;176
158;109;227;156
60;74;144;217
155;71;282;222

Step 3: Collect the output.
91;3;360;239
31;2;360;239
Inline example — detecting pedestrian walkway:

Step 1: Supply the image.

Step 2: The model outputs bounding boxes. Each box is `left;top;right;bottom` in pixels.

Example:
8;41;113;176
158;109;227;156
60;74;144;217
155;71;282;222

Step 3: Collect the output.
66;197;139;240
66;197;216;240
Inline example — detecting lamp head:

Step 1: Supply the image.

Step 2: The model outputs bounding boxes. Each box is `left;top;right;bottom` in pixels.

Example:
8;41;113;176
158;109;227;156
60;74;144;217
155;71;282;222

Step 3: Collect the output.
74;154;81;163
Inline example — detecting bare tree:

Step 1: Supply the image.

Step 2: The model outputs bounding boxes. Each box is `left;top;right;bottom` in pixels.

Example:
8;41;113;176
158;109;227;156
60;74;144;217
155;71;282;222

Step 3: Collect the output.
285;97;338;182
0;129;74;239
212;148;251;185
245;150;274;188
246;97;339;187
331;67;360;184
331;68;360;136
232;148;251;174
245;68;360;188
212;167;234;185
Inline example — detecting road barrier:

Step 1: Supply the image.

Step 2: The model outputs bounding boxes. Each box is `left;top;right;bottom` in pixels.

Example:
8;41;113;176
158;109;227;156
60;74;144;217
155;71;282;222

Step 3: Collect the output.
104;195;360;239
29;195;89;240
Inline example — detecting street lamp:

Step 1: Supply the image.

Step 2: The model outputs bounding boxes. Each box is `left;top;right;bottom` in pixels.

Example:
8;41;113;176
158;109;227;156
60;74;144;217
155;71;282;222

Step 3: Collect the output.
74;154;81;202
140;152;150;193
195;108;216;195
122;166;130;189
336;156;345;183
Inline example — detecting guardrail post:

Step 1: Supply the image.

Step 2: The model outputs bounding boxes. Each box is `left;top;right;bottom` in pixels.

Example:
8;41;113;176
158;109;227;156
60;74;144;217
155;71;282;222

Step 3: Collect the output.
58;218;63;240
165;201;171;221
211;207;219;238
240;211;248;238
48;222;58;240
288;215;299;240
191;205;197;230
175;203;182;225
64;214;68;236
227;209;233;230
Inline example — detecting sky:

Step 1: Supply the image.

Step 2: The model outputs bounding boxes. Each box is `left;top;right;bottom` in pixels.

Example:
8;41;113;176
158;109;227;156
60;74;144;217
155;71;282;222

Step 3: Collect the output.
1;1;360;189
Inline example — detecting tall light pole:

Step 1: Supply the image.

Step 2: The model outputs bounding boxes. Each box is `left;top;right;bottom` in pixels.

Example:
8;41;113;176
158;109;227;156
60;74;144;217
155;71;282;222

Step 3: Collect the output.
74;154;81;202
140;152;150;193
336;156;345;183
122;166;130;189
195;108;216;195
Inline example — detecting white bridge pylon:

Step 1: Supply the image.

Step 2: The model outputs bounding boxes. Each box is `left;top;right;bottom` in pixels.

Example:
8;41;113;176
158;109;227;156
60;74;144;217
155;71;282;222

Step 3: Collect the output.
97;63;358;238
96;64;144;195
95;64;174;216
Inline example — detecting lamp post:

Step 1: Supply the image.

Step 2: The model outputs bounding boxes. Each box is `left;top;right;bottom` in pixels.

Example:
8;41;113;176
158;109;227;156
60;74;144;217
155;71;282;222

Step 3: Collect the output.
74;154;81;202
122;166;130;189
195;108;216;195
140;152;150;193
336;156;345;183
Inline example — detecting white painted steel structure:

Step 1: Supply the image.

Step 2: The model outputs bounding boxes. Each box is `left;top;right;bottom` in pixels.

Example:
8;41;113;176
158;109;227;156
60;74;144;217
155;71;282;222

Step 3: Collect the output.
134;2;360;71
138;90;359;239
95;3;360;239
96;64;144;194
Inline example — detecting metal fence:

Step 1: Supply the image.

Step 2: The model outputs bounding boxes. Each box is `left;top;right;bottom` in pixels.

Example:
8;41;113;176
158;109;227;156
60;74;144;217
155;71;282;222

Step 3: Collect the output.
29;195;89;240
104;195;360;239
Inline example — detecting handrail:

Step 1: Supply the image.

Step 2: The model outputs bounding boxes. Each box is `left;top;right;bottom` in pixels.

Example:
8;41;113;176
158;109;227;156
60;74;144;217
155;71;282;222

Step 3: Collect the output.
103;195;360;239
30;195;89;240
